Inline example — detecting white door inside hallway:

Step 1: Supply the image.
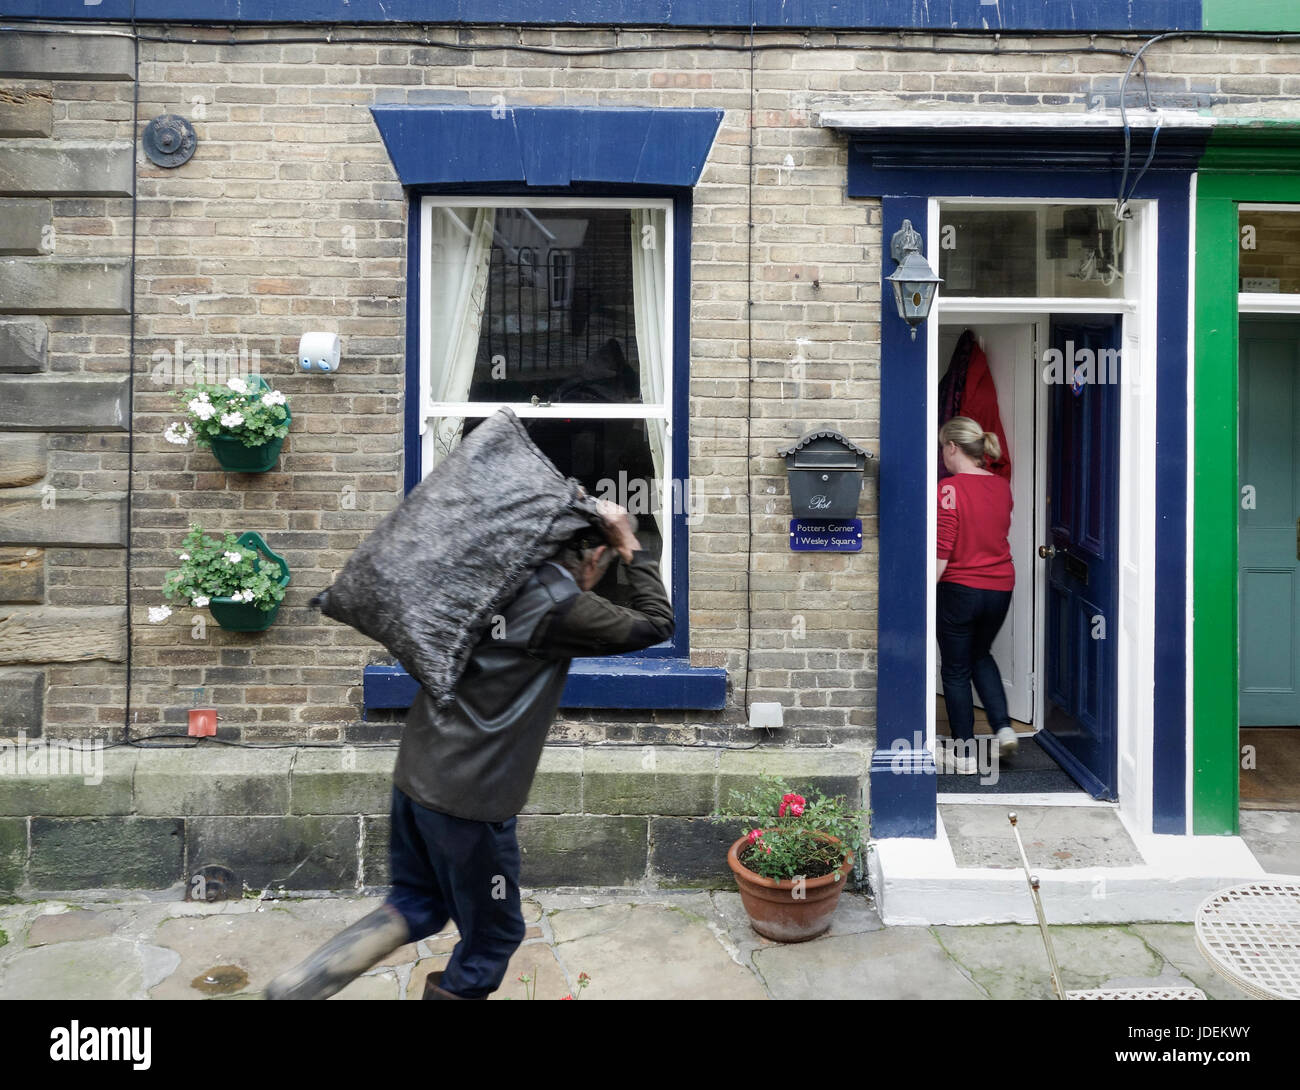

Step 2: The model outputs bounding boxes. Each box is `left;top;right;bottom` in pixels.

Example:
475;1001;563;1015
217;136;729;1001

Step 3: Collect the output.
936;320;1037;724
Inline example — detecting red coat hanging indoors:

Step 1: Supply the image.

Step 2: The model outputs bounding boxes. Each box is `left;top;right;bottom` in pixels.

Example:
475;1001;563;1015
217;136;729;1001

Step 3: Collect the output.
938;329;1012;481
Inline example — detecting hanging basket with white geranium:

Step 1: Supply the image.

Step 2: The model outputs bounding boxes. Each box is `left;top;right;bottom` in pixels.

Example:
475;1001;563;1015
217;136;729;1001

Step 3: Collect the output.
154;525;291;633
165;374;291;474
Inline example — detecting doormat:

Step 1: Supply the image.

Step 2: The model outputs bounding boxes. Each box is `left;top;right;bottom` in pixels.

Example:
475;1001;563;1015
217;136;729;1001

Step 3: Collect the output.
937;734;1084;794
1240;727;1300;812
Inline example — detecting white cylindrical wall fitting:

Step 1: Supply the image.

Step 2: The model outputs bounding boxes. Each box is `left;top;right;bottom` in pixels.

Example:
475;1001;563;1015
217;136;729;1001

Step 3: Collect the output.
298;331;341;372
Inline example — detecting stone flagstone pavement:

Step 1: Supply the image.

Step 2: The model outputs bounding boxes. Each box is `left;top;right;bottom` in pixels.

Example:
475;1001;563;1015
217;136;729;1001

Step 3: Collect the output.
0;888;1253;1001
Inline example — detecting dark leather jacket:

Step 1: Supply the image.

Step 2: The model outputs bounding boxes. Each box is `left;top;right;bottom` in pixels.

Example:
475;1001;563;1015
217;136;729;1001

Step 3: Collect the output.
394;551;674;822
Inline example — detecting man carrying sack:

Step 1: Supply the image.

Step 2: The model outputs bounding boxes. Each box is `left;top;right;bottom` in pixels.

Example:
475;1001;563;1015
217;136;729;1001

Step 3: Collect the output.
267;498;673;1000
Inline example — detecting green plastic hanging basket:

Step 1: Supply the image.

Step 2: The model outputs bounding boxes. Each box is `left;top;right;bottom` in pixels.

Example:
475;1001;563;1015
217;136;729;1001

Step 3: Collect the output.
206;376;290;474
208;531;291;633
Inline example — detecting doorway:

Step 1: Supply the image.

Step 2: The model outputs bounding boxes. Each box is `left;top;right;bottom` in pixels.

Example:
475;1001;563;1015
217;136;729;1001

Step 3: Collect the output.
1239;314;1300;812
935;314;1121;799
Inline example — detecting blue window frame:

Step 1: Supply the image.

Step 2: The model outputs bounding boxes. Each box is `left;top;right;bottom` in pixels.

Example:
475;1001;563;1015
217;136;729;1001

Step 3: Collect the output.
364;106;727;712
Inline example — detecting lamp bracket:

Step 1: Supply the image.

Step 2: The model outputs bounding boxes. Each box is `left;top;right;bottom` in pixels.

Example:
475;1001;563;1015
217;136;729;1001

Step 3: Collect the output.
890;219;923;264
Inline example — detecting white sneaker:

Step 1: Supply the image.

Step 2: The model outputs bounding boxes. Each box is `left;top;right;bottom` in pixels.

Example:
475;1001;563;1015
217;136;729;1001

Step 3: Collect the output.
936;741;978;775
994;726;1020;755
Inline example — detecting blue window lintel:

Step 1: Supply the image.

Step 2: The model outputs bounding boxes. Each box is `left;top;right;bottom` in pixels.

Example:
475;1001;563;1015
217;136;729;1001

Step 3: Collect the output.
371;105;724;189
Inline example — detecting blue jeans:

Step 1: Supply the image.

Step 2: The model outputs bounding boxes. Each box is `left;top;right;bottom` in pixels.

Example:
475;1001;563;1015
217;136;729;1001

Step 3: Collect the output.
385;786;527;999
937;581;1013;743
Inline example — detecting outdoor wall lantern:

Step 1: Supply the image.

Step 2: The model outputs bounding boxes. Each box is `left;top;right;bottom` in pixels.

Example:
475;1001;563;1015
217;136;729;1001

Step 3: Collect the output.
886;220;943;340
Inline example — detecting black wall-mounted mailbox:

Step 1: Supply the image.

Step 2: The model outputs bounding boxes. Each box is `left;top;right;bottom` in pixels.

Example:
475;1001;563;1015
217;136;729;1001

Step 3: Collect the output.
778;429;874;520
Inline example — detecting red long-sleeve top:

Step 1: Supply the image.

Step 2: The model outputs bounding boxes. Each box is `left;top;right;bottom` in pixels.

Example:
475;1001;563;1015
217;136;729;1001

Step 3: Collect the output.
937;473;1015;591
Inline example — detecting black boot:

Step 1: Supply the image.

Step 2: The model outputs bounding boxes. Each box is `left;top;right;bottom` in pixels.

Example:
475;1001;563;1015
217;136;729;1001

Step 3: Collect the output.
422;970;485;1000
423;970;458;1000
265;904;410;1000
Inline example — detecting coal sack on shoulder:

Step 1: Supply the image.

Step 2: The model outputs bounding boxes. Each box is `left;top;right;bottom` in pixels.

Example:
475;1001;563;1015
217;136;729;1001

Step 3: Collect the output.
312;408;600;708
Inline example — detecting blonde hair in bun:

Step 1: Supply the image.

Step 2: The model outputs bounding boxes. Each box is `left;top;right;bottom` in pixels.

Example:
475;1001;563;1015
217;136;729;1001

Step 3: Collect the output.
940;416;1000;466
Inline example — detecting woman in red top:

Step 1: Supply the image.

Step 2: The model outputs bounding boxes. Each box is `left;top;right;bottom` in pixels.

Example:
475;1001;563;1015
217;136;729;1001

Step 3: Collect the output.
936;416;1017;774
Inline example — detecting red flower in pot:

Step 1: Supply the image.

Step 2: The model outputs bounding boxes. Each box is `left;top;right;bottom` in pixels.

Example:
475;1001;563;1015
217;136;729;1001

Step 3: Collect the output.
715;775;866;943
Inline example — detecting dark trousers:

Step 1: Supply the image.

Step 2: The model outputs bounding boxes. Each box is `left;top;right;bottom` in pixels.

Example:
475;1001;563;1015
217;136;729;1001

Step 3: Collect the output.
385;785;526;999
937;581;1013;743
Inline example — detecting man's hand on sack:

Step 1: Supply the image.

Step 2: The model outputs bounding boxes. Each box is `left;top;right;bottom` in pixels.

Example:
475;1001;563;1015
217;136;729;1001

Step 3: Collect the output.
595;499;641;564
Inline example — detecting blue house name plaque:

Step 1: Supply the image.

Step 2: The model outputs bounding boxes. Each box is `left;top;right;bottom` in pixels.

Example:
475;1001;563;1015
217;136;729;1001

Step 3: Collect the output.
790;519;862;552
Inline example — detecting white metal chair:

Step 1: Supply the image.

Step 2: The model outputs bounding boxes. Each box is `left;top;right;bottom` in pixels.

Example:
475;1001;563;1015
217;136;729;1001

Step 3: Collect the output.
1007;811;1206;1000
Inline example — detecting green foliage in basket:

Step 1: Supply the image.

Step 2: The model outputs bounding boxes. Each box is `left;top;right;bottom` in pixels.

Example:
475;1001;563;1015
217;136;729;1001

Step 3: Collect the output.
165;376;289;450
161;526;287;613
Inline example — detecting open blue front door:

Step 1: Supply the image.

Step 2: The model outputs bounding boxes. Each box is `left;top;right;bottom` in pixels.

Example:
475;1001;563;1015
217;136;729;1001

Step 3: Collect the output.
1038;316;1121;800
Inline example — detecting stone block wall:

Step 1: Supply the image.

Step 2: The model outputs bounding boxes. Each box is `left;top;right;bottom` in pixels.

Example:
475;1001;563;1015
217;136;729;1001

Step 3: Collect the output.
0;31;136;742
0;744;866;895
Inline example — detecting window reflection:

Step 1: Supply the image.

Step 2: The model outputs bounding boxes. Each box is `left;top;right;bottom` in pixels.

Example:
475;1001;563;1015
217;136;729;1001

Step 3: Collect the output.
1239;209;1300;294
939;203;1126;299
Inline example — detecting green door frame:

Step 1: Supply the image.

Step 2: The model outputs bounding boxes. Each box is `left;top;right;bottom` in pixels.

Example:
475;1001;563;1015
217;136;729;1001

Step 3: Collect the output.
1193;125;1300;835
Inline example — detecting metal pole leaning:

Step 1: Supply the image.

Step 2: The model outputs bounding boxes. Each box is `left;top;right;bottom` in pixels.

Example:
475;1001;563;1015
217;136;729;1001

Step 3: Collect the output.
1009;811;1066;1001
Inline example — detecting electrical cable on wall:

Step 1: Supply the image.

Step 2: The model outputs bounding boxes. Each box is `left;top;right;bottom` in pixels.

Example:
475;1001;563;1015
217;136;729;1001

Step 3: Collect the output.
10;20;1300;62
122;4;140;743
9;19;1293;58
1114;31;1171;220
739;2;757;719
106;731;772;751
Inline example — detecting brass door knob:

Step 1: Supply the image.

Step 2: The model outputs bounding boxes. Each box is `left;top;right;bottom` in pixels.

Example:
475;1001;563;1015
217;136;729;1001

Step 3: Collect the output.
1038;544;1057;559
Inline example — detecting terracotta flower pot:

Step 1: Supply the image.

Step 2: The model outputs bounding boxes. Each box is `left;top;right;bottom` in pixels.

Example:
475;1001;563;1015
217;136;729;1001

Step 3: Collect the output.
727;831;854;943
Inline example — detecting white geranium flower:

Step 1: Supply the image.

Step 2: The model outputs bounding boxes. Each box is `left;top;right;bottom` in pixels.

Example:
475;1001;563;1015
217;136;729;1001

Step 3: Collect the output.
227;376;249;395
188;398;216;421
148;605;172;624
163;421;193;445
192;595;209;608
219;411;244;429
262;389;286;407
241;589;256;603
224;550;244;564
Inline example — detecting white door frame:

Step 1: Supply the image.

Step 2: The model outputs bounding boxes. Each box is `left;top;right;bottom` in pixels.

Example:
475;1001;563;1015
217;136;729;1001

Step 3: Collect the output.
925;197;1160;834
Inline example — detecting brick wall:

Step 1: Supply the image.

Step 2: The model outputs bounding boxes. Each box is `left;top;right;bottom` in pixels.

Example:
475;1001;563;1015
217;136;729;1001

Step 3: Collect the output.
6;23;1300;753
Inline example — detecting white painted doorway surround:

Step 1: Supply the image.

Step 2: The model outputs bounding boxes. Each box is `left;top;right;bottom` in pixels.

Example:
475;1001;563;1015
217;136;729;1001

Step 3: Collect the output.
925;196;1161;837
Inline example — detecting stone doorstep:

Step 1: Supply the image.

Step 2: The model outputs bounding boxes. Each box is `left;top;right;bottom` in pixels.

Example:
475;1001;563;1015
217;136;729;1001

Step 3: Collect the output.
869;804;1276;925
